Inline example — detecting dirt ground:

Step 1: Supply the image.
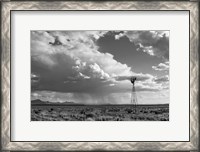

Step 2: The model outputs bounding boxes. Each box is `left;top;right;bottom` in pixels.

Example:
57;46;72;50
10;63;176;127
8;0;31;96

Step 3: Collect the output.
31;104;169;121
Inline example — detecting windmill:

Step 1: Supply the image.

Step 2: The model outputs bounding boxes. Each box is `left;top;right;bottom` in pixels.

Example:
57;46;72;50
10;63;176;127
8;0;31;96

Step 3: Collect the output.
130;77;137;106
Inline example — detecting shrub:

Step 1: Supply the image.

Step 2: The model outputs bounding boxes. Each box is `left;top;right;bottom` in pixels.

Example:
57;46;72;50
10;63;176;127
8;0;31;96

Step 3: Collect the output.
86;113;94;118
125;109;132;113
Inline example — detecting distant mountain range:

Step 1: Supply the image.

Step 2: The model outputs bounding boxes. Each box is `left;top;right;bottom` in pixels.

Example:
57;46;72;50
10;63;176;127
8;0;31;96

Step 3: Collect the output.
31;99;76;105
31;99;48;104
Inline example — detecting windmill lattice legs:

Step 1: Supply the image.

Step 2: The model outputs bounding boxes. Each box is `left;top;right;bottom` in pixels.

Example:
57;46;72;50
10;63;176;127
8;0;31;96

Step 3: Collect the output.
131;85;137;105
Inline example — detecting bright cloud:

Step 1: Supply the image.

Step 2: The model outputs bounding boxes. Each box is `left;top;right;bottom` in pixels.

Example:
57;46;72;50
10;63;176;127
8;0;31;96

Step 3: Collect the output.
152;61;169;71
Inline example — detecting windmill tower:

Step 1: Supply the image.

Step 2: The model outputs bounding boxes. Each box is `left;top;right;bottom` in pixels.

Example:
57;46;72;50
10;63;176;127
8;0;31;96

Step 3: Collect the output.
130;77;137;105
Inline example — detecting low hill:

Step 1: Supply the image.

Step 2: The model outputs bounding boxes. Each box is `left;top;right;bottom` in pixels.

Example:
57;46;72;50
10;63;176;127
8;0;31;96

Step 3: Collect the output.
31;99;77;106
31;99;48;104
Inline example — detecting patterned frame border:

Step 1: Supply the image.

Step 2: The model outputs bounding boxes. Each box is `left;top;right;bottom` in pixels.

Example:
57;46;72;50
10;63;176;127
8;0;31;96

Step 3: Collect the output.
1;1;199;151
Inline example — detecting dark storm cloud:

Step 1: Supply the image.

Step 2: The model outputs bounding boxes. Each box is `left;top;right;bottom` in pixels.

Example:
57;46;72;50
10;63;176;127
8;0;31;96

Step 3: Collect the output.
31;52;109;93
31;31;133;94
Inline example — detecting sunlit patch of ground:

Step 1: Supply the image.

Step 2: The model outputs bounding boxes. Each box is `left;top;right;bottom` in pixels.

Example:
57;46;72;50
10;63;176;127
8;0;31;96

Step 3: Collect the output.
31;104;169;121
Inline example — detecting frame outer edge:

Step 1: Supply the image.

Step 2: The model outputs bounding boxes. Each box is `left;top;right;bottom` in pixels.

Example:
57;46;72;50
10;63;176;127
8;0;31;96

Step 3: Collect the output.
1;1;199;151
2;1;11;151
190;1;199;150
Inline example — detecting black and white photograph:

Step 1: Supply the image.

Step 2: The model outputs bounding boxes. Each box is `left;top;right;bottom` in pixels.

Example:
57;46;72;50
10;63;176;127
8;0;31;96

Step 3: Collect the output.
31;31;169;121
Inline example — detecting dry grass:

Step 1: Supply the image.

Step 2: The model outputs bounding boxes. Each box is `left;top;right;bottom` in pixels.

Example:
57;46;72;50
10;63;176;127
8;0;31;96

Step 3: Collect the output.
31;104;169;121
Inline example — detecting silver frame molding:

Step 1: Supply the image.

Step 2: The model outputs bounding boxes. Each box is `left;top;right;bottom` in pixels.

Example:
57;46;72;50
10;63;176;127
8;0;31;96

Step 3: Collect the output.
1;1;199;151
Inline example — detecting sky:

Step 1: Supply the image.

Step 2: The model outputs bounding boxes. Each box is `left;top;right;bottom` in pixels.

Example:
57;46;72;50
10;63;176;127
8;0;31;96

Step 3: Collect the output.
31;31;169;104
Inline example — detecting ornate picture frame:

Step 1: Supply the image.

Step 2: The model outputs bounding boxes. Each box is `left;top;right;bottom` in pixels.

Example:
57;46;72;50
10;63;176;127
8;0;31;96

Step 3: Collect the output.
1;1;199;151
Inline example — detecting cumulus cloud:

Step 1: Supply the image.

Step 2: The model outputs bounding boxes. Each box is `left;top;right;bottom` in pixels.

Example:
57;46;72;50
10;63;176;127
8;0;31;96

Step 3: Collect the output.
115;31;169;60
31;31;134;93
72;60;110;80
154;75;169;83
152;62;169;71
115;32;124;40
